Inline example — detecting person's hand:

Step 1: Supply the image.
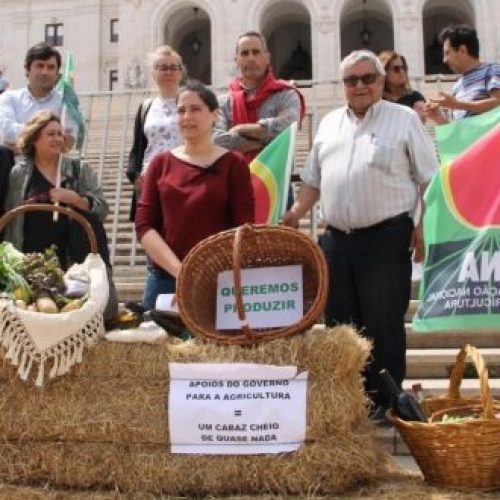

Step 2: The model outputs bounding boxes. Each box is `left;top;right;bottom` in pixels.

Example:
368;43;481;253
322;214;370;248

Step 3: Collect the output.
49;187;87;210
230;123;267;141
63;131;75;153
281;209;300;229
423;101;448;125
413;101;427;124
411;223;425;263
134;175;144;190
430;91;458;110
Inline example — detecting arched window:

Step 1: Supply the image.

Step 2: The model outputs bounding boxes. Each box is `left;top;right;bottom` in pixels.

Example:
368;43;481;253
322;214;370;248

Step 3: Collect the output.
422;0;475;75
340;0;393;58
261;2;312;82
164;6;212;84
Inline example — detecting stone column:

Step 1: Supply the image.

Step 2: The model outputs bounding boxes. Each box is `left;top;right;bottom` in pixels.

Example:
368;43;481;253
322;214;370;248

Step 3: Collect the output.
393;3;425;78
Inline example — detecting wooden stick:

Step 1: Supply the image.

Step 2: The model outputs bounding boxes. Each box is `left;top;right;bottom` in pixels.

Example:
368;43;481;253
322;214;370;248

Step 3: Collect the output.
53;105;67;222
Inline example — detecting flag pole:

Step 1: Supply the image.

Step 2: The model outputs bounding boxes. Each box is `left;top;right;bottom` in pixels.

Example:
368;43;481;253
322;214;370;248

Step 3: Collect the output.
53;104;67;222
279;121;297;220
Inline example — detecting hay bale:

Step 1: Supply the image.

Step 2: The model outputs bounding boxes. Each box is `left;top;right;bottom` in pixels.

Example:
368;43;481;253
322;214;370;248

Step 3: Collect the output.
0;326;394;495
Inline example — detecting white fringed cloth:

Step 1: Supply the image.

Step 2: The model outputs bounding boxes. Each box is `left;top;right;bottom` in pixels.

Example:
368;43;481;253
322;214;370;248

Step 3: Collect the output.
0;254;109;387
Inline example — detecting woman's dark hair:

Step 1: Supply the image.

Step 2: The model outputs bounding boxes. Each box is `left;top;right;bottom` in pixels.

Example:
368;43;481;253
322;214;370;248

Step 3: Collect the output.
439;24;480;58
17;110;61;157
25;42;62;71
179;79;219;111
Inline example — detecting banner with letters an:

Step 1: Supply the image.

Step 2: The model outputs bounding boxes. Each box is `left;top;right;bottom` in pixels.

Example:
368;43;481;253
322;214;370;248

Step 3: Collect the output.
412;107;500;332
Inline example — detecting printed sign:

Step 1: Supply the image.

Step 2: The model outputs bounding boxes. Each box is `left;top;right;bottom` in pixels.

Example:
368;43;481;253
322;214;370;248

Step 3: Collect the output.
215;265;303;330
168;363;308;455
413;108;500;332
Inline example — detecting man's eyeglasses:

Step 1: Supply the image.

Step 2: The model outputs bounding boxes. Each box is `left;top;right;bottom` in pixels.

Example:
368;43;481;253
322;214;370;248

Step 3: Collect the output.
343;73;378;87
155;64;182;73
389;65;406;74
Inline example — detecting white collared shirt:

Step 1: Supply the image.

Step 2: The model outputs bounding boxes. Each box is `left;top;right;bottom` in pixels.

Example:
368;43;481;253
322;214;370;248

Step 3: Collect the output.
0;86;77;144
301;100;439;232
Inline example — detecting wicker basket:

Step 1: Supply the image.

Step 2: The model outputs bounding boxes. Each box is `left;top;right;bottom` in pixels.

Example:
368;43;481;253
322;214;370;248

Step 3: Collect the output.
177;224;328;345
387;345;500;491
0;204;108;386
420;343;500;417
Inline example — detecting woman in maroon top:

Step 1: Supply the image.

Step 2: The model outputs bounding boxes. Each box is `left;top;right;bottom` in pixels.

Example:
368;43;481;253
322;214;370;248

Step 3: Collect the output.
135;80;255;309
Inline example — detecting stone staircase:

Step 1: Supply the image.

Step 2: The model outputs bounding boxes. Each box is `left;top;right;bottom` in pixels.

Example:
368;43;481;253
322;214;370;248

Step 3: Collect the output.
80;89;500;460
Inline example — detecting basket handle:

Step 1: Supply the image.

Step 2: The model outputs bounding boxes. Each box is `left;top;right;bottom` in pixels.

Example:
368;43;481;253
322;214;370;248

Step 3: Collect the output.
0;203;98;254
232;224;256;342
448;344;494;419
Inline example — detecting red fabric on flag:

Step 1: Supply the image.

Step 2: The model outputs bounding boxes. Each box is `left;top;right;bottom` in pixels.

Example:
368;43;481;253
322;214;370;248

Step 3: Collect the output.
449;126;500;226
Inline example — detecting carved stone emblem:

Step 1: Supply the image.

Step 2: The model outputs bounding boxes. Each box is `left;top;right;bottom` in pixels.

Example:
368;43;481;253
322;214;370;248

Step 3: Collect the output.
125;60;146;89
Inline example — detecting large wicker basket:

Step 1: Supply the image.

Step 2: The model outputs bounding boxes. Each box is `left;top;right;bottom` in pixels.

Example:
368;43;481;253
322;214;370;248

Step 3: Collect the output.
177;224;328;345
0;204;108;386
387;345;500;491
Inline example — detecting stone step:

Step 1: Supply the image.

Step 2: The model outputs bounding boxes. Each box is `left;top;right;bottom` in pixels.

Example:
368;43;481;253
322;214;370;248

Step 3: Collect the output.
405;299;418;321
405;347;500;378
406;325;499;348
112;255;147;266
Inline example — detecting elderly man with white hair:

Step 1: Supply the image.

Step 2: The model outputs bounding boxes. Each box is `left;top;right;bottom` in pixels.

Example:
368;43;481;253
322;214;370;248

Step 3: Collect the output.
283;50;439;422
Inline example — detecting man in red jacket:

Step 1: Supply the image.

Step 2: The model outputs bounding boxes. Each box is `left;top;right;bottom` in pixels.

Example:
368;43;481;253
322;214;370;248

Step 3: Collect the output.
213;31;304;161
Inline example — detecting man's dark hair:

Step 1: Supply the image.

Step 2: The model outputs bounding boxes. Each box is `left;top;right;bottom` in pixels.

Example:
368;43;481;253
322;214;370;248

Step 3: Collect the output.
24;42;62;71
439;24;480;58
235;31;268;54
179;79;219;112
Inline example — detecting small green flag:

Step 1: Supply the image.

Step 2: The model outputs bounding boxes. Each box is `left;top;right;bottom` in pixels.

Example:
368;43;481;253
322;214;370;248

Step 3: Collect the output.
56;51;85;151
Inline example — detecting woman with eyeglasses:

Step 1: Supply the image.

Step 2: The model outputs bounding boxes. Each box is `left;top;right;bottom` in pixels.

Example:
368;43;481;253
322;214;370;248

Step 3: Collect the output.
378;50;427;123
126;45;185;312
135;80;254;310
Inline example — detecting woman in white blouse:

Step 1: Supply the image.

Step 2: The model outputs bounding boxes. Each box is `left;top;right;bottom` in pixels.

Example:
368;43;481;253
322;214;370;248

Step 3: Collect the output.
126;45;185;310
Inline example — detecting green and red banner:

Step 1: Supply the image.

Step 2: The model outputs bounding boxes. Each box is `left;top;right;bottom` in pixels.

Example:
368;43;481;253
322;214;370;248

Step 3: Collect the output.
413;106;500;332
249;122;297;224
56;51;85;151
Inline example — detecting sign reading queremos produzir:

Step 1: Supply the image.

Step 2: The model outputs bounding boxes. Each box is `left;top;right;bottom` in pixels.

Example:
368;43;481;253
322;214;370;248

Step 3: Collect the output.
215;265;303;330
168;363;308;455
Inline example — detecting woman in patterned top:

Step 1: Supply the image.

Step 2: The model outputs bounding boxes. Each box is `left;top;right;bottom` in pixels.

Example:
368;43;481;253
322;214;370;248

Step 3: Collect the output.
127;45;185;311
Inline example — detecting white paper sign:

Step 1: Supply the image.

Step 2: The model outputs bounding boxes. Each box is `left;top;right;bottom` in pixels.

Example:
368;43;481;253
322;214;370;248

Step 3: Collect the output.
155;293;179;315
168;363;308;455
215;265;303;330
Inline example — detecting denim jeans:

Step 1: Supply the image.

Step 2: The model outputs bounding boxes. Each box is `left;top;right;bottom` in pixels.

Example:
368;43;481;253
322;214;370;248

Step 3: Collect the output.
142;264;176;311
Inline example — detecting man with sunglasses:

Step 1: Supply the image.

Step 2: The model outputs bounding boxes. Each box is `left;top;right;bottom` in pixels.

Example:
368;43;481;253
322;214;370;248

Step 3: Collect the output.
283;50;439;423
426;24;500;123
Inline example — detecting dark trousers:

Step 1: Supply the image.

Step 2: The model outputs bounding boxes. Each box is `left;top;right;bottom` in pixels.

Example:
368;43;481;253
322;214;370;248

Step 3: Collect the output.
319;216;413;407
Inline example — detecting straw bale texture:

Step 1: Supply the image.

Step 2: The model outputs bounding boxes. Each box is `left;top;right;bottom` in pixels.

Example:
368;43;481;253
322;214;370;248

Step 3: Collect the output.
0;326;395;496
1;477;499;499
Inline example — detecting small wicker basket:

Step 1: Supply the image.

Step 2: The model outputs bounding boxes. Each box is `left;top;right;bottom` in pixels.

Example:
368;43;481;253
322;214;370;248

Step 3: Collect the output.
387;345;500;491
177;224;328;345
420;343;500;416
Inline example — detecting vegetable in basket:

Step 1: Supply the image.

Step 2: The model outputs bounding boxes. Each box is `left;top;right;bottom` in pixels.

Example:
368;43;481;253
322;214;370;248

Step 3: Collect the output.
0;241;31;303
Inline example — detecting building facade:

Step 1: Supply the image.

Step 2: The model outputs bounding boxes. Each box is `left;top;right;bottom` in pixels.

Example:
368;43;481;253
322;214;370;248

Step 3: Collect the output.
0;0;499;92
